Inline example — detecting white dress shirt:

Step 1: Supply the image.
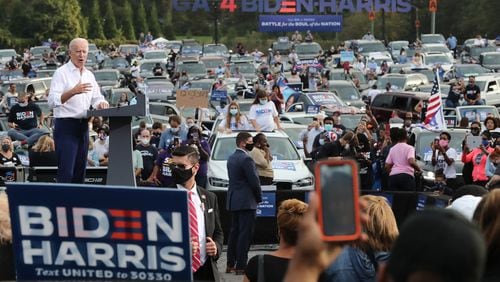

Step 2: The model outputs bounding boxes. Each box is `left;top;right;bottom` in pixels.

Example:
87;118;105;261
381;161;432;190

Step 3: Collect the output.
177;183;207;265
48;61;107;118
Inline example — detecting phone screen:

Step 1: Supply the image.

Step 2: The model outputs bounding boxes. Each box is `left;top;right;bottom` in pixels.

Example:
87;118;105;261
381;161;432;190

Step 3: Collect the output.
320;164;356;236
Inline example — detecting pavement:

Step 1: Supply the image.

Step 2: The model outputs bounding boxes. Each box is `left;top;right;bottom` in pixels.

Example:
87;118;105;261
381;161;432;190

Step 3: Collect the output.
216;244;277;281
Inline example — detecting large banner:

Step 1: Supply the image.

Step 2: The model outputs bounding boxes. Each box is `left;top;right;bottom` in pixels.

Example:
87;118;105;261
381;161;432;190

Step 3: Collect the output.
7;183;192;281
259;15;342;32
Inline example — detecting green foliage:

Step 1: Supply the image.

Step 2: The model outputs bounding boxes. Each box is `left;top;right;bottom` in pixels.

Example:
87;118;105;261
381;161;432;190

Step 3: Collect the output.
148;1;163;38
103;0;119;39
121;0;136;40
88;0;105;39
135;0;149;37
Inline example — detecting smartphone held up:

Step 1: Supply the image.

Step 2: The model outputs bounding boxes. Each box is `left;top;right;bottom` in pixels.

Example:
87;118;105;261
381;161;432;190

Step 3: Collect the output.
314;159;361;242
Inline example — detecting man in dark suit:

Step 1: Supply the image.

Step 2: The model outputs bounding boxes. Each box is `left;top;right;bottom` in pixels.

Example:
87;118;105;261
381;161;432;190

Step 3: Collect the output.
171;146;224;281
226;132;262;274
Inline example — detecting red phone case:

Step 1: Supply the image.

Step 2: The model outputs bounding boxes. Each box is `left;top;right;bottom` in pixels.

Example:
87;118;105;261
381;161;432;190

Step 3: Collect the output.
314;159;362;242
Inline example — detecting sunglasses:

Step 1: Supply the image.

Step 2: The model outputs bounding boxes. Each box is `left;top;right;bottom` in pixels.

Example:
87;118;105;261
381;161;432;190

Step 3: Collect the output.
169;163;193;170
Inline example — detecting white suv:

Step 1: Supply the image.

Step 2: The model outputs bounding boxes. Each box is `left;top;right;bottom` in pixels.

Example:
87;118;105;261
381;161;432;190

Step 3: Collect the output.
207;131;314;191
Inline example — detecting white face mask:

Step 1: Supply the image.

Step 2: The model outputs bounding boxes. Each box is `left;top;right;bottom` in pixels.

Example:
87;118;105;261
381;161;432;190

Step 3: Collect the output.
141;138;150;145
319;139;325;145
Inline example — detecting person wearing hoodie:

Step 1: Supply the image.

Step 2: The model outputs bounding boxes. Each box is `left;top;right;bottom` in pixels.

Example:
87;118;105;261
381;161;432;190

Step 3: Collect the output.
321;195;398;282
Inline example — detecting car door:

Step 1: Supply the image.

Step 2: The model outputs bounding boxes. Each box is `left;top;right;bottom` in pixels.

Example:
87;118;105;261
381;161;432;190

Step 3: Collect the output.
484;79;500;106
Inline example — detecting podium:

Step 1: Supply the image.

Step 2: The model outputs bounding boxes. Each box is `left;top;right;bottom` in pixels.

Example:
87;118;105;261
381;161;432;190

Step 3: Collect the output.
87;92;149;186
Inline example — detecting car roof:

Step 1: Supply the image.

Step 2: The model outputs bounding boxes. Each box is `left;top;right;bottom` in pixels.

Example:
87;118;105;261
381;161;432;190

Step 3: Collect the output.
376;91;430;99
216;130;290;139
327;80;356;86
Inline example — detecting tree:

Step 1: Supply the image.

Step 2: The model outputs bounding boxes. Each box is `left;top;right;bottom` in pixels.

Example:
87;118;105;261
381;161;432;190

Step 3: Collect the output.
31;0;86;43
121;0;136;40
148;1;162;38
88;0;105;39
135;0;149;39
103;0;119;39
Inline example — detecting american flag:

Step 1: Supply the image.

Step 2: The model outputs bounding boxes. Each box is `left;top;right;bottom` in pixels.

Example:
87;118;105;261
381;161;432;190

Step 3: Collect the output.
423;72;447;130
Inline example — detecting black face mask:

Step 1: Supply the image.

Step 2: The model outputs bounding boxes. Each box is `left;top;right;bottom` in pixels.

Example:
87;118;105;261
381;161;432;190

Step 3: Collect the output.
152;132;161;138
1;144;9;152
245;143;254;151
171;165;193;186
471;128;480;136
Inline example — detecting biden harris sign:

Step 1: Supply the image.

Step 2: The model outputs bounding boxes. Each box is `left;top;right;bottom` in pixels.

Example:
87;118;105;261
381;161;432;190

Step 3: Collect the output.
6;183;192;281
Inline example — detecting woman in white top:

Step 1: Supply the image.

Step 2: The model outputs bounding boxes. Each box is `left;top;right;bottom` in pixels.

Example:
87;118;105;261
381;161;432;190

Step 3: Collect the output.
218;101;250;132
248;89;282;132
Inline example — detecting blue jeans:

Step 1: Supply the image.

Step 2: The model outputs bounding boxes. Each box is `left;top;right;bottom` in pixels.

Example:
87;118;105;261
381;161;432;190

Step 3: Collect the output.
445;99;460;108
8;127;49;146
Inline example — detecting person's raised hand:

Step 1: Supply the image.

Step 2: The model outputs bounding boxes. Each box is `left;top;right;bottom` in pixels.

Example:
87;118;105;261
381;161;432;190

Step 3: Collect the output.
97;101;109;110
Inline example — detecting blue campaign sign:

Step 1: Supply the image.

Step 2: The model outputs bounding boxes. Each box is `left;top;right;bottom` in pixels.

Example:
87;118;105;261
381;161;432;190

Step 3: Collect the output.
259;15;343;32
211;89;227;101
6;183;192;281
340;51;355;63
306;105;320;115
256;192;276;217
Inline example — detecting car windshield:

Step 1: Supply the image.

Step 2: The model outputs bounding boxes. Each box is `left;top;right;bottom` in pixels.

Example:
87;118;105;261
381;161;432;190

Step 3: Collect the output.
470;46;496;57
421;35;445;44
309;93;343;105
329;71;367;84
203;45;228;55
0;50;15;58
231;63;255;74
178;63;206;75
273;42;290;50
376;76;406;90
282;127;305;145
339;115;364;130
482;54;500;65
31;47;51;56
94;72;118;81
104;58;129;68
332;85;360;101
201;58;225;68
238;102;253;113
456;65;489;76
287;116;314;125
358;42;386;53
426;54;452;64
390;42;409;50
140;62;160;72
213;136;300;160
416;132;465;161
0;70;23;81
182;45;202;55
295;43;321;55
459;107;497;122
144;52;167;60
423;45;449;53
190;81;212;90
146;80;173;88
119;46;138;54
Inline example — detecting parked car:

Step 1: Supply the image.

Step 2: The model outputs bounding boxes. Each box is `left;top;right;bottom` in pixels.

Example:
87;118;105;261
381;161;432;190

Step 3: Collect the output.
370;91;429;122
479;52;500;72
387;41;409;61
461;46;497;64
473;75;500;106
285;91;359;115
142;77;175;101
420;34;446;45
93;69;123;89
0;49;18;65
294;42;322;60
202;43;230;58
327;80;365;108
207;131;314;191
455;105;500;125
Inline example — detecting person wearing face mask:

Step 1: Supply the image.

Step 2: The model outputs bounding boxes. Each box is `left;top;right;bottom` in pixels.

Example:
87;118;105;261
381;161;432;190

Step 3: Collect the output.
312;116;336;153
218;102;250;133
431;131;459;190
150;122;163;148
169;145;224;281
462;122;482;184
249;133;274;185
182;126;210;188
94;127;109;166
463;131;494;187
0;136;21;167
7;91;49;148
248;89;282;132
135;129;158;184
159;115;188;151
147;138;182;187
226;132;262;275
315;131;357;161
185;117;196;130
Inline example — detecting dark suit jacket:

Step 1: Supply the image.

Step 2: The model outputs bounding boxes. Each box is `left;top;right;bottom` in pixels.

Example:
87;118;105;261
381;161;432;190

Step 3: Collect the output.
196;186;224;281
226;149;262;211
